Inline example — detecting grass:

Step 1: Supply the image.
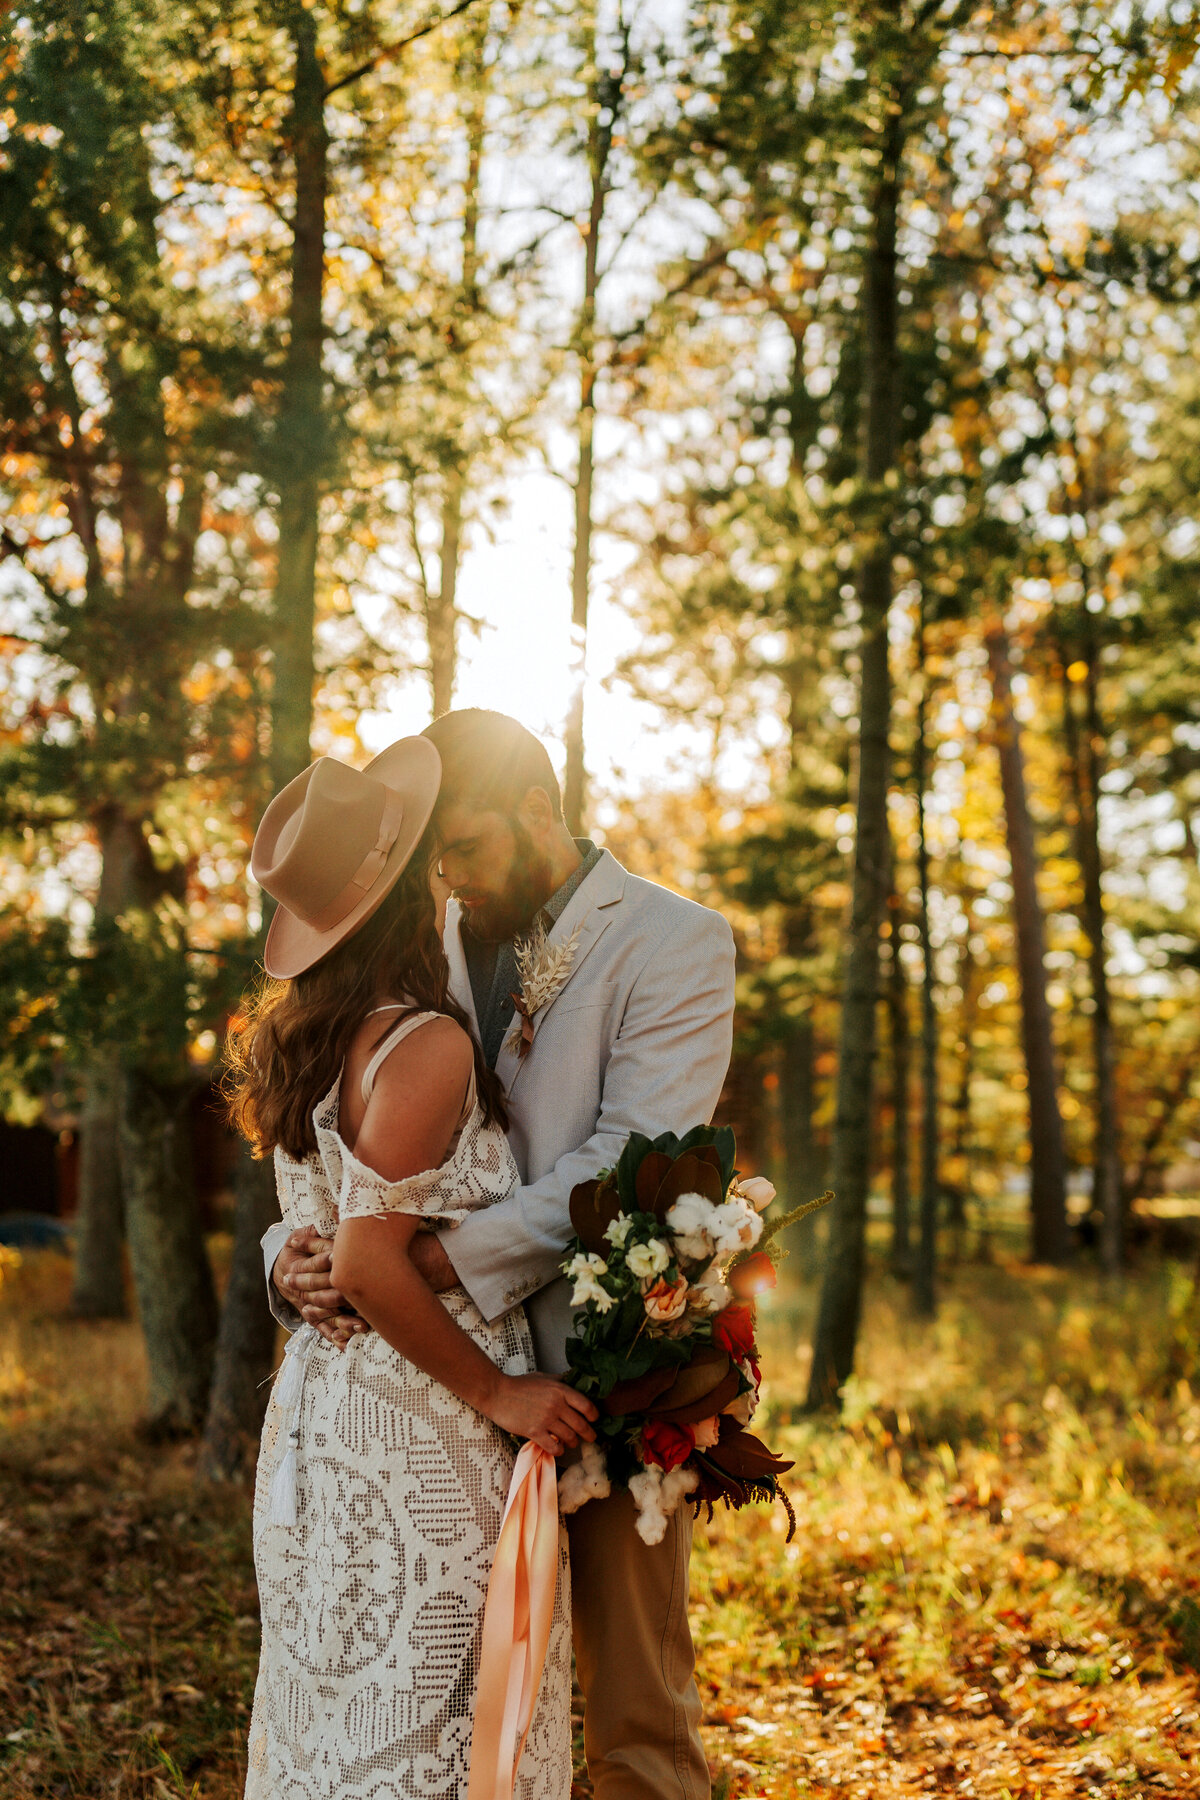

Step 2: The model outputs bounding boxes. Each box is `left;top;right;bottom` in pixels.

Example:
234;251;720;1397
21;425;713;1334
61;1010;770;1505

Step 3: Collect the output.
1;1247;1198;1798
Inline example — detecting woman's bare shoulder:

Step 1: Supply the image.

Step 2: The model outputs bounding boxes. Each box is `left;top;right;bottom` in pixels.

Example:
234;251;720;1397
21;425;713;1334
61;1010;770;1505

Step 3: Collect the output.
366;1014;474;1092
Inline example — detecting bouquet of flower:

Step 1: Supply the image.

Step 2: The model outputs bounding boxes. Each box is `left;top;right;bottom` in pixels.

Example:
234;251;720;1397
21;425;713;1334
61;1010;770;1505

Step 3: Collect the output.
556;1124;832;1546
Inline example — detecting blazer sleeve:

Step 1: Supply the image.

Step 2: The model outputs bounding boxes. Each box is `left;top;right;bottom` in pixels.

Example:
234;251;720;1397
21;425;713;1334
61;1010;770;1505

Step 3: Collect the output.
261;1219;303;1331
444;904;736;1324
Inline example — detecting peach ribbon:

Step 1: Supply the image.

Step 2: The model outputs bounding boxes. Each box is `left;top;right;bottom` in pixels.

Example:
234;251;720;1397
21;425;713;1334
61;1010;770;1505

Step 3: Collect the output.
468;1441;560;1800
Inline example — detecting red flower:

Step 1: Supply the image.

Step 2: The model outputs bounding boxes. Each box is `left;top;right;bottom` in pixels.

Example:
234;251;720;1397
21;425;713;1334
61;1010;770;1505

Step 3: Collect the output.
712;1303;757;1362
641;1419;696;1472
728;1252;777;1301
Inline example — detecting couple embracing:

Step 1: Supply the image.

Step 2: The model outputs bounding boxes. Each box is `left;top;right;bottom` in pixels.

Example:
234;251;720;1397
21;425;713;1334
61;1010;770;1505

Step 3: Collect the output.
229;708;735;1800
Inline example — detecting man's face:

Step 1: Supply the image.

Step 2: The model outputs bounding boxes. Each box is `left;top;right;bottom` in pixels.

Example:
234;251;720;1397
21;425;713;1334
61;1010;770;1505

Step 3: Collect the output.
434;799;556;943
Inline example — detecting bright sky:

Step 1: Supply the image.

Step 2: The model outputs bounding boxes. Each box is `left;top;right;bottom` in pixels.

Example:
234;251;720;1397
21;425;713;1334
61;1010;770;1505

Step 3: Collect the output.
357;462;701;809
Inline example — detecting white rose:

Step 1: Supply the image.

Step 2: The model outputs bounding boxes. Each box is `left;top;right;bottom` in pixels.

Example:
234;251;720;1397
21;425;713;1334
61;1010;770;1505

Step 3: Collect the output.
736;1176;776;1214
564;1251;607;1282
711;1199;763;1256
665;1192;719;1262
566;1251;616;1313
626;1238;671;1281
604;1212;635;1248
571;1269;617;1312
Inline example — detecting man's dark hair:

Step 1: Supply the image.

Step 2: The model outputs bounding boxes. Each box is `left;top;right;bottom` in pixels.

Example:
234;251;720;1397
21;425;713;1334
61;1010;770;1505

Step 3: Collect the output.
422;709;564;821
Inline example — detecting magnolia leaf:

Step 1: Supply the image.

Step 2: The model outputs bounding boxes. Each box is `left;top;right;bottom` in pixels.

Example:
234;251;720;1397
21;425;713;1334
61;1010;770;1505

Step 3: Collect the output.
634;1151;674;1211
706;1425;795;1481
602;1365;677;1415
615;1132;654;1208
653;1152;724;1209
569;1176;623;1253
650;1363;742;1425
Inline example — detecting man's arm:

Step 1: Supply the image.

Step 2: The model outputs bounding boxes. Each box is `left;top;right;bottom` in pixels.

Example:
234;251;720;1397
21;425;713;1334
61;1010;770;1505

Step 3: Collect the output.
444;906;736;1324
262;1220;302;1330
263;1224;372;1345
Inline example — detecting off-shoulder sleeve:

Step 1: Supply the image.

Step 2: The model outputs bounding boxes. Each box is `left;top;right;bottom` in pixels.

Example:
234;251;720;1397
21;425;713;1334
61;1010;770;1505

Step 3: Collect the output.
315;1120;472;1225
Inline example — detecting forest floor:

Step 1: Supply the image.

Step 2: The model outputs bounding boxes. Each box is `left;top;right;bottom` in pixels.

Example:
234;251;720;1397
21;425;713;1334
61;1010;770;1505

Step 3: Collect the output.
1;1245;1198;1800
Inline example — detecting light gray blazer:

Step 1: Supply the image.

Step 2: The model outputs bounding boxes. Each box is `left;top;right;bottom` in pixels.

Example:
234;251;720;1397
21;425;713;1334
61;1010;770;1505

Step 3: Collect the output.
263;849;736;1372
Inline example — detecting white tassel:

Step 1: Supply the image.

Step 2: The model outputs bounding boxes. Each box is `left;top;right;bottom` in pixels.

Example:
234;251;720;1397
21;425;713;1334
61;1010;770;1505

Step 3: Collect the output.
266;1324;315;1528
267;1430;300;1526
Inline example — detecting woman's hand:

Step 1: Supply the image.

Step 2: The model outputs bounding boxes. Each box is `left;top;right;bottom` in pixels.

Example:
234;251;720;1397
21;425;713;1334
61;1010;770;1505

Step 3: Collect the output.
489;1373;599;1456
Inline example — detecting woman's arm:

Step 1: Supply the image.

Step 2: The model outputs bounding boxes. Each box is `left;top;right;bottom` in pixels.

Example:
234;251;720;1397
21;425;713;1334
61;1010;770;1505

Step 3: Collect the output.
331;1019;597;1453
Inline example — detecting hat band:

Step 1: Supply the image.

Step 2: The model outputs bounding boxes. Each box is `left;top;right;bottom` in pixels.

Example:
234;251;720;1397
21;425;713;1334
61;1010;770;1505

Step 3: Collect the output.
303;786;407;931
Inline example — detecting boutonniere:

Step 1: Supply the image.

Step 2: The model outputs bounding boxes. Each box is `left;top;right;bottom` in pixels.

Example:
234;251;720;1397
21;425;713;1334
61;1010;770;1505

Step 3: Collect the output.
506;923;583;1059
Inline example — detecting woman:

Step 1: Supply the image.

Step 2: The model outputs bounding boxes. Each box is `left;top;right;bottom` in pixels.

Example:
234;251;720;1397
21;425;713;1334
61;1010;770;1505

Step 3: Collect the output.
226;738;594;1800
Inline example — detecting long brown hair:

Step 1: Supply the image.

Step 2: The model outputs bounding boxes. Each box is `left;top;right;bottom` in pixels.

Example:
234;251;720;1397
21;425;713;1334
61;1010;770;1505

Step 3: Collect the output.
225;829;507;1160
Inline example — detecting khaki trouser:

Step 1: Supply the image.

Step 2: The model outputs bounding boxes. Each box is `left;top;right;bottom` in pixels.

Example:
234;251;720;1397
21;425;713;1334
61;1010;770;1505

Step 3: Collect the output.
566;1487;710;1800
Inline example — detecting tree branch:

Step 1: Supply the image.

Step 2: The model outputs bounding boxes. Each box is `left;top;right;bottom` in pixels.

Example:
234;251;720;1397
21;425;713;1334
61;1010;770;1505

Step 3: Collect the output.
323;0;480;97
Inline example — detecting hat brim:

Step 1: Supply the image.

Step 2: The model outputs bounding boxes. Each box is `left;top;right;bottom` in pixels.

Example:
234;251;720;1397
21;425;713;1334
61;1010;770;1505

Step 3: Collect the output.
261;736;442;979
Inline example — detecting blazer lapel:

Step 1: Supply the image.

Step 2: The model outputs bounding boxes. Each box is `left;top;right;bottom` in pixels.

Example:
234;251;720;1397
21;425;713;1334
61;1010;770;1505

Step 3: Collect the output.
497;850;627;1097
443;900;481;1040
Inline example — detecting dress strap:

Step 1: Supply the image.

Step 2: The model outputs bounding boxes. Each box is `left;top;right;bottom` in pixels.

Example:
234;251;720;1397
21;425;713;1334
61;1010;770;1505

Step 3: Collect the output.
360;1011;443;1105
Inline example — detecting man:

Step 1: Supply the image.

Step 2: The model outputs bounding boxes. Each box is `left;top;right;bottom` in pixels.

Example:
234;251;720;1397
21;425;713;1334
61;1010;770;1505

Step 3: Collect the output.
265;709;736;1800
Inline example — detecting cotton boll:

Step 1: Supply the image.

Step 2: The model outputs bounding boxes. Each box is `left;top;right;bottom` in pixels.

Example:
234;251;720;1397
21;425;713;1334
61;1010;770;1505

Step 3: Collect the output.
557;1440;612;1516
690;1268;731;1313
630;1463;699;1545
711;1199;763;1256
665;1193;719;1263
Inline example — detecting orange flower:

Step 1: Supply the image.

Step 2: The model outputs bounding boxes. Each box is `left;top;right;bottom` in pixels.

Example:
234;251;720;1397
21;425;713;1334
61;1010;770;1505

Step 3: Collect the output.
643;1275;689;1323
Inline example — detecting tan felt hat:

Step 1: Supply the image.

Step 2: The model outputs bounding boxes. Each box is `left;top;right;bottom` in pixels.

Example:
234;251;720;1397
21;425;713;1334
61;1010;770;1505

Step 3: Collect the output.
251;736;442;978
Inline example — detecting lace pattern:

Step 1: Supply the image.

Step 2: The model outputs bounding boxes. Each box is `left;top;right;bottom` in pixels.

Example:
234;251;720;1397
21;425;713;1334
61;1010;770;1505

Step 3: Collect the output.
249;1057;572;1800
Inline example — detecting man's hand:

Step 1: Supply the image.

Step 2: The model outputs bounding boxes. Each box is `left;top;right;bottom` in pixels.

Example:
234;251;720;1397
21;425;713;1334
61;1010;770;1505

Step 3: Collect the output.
272;1229;365;1349
272;1226;459;1345
408;1230;460;1293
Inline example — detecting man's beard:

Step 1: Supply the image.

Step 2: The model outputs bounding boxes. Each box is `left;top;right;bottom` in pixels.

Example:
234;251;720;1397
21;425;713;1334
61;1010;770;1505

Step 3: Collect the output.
462;823;556;944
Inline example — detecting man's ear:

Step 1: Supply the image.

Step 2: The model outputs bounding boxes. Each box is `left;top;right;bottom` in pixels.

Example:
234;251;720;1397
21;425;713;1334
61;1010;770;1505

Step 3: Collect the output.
516;784;558;839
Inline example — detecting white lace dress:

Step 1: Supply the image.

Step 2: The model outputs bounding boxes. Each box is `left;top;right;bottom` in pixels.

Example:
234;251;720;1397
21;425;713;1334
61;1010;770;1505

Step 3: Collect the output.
246;1011;572;1800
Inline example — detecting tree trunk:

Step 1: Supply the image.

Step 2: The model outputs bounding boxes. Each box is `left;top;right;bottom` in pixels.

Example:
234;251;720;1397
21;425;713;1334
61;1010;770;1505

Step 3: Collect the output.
424;18;487;718
200;10;328;1477
269;5;328;794
70;1055;126;1318
428;469;463;716
72;806;169;1317
564;34;623;837
949;904;977;1243
119;1069;219;1437
807;108;902;1409
912;670;939;1318
198;1145;280;1481
779;900;825;1275
1063;644;1122;1273
885;901;912;1277
986;625;1070;1264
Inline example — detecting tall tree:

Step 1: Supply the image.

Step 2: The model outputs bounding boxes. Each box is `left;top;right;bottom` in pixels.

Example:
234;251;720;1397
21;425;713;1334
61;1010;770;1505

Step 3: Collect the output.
563;5;634;835
0;0;269;1429
806;6;905;1408
985;623;1071;1264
